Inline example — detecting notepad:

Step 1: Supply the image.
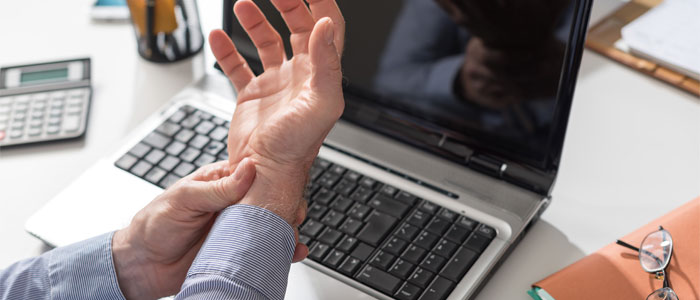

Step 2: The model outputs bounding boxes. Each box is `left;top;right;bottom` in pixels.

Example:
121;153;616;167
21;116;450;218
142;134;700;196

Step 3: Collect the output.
620;0;700;79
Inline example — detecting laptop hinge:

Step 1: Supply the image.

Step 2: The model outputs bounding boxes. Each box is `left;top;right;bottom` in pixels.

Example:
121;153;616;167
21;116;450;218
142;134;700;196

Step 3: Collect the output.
469;154;507;178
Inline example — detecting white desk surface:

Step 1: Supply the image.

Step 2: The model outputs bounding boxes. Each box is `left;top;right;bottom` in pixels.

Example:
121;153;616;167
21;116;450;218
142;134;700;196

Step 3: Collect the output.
1;1;698;299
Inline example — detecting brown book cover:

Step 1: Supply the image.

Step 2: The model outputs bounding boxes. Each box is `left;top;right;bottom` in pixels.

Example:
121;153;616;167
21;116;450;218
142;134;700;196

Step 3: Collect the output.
533;197;700;299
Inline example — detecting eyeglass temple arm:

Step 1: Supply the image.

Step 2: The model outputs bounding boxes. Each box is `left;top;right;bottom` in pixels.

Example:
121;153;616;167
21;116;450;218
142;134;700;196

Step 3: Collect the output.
616;240;640;252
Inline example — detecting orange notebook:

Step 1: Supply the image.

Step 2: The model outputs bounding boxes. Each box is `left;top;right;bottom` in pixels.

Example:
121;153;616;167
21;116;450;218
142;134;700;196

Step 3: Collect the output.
532;197;700;299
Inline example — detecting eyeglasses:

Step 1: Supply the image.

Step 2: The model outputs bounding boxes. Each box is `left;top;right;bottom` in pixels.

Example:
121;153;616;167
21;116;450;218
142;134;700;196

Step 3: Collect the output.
616;226;679;300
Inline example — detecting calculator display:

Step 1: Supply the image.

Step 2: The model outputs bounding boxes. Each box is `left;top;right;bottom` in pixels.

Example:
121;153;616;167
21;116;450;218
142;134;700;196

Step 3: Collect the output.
20;68;69;85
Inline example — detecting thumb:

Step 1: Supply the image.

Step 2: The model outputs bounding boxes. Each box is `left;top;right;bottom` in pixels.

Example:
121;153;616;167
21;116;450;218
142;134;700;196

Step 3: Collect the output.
190;158;256;212
309;17;343;116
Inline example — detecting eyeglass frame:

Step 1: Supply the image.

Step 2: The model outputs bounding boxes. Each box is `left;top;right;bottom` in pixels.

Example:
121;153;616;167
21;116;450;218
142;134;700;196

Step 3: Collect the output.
616;226;678;300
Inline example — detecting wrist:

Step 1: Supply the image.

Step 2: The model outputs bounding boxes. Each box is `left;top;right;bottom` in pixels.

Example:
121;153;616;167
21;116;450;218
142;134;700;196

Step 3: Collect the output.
112;229;157;300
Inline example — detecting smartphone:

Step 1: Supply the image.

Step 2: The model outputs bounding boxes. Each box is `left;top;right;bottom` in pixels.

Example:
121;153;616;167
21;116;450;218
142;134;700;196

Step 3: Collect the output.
91;0;130;22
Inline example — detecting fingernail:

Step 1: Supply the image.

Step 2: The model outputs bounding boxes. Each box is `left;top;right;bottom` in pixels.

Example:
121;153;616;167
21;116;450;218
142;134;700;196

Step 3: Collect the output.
234;158;249;180
324;19;335;45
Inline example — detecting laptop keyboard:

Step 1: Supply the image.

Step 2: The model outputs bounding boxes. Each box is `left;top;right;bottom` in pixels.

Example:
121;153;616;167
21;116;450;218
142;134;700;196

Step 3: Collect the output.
115;105;496;300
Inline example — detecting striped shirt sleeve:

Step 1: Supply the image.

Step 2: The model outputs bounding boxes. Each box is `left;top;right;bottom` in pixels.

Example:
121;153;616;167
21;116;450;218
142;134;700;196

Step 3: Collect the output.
176;204;296;300
0;232;126;300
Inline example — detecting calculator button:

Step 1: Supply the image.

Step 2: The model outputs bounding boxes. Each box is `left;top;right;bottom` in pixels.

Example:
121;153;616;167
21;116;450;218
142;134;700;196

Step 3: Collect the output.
48;117;61;126
14;104;29;113
63;116;81;132
0;123;7;131
51;91;67;99
68;90;84;98
66;106;82;115
0;98;10;105
0;106;10;114
31;111;45;119
33;93;49;101
47;126;60;135
49;109;63;117
28;128;42;137
67;98;83;107
9;130;24;139
15;96;30;104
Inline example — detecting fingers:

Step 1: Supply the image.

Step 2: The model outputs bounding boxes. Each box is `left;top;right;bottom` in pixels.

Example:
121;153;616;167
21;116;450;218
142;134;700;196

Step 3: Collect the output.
306;0;345;54
292;243;309;263
235;0;286;70
184;158;257;213
210;30;255;92
270;0;315;54
308;18;344;117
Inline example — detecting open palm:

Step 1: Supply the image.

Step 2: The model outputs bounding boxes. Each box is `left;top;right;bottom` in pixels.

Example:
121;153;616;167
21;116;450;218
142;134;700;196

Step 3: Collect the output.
211;0;345;177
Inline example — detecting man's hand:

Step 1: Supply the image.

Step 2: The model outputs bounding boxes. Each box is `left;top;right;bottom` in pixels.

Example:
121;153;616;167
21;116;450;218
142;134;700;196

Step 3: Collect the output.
210;0;345;254
112;160;258;300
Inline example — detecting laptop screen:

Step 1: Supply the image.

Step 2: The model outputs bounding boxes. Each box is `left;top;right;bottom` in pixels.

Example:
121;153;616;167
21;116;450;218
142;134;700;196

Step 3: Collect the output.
224;0;590;193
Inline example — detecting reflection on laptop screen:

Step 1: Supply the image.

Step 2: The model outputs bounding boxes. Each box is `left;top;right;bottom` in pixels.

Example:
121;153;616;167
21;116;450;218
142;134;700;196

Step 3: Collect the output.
227;0;580;183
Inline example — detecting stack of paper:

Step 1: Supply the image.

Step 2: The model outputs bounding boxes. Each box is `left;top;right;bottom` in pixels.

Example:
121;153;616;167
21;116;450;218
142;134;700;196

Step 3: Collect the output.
620;0;700;78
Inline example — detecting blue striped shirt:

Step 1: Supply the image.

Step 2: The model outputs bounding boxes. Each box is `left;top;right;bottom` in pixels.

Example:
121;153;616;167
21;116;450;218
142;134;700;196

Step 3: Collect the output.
0;205;296;300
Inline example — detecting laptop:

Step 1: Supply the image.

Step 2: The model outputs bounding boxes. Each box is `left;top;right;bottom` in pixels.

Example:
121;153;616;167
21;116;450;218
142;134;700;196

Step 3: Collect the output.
26;0;592;299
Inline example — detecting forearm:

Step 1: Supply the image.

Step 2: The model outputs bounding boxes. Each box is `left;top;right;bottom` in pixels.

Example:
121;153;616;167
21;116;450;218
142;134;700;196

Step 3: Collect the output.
176;204;296;300
0;233;125;300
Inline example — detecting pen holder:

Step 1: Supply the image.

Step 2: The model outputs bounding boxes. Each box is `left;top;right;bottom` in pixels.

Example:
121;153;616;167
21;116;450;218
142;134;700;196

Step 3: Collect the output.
127;0;204;63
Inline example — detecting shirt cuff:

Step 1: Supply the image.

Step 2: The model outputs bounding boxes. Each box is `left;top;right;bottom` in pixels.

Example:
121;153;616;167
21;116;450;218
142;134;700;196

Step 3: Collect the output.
186;204;296;300
48;232;126;300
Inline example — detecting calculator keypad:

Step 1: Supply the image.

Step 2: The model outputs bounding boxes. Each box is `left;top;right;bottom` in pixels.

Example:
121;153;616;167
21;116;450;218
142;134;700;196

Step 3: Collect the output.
0;88;89;146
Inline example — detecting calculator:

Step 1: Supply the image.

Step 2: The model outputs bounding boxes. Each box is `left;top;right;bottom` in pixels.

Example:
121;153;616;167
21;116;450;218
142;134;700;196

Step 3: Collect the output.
0;58;91;147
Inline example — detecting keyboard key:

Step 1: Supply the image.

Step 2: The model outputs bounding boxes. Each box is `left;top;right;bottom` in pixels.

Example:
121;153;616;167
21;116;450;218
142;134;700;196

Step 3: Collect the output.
368;194;410;218
307;204;328;220
329;165;346;176
115;154;138;171
336;236;358;252
145;167;167;185
211;116;226;126
156;121;181;137
383;237;408;256
181;115;201;128
300;220;325;238
339;257;362;276
308;243;331;261
129;143;151;158
476;224;496;239
370;251;396;270
321;210;345;228
317;228;343;246
174;128;195;143
159;174;181;189
313;188;337;205
158;155;181;172
395;191;418;205
329;196;353;212
189;134;210;149
407;210;431;227
444;225;470;244
194;153;216;167
344;170;361;182
464;232;491;253
433;239;458;258
348;203;371;220
131;161;153;177
209;126;228;141
143;132;171;149
419;254;446;273
144;149;166;165
333;179;357;196
314;158;332;169
173;162;196;177
323;250;345;269
298;235;312;246
418;276;454;300
194;120;215;135
419;201;439;214
408;267;434;288
395;283;422;300
359;177;378;189
169;109;187;123
350;242;374;262
349;186;374;203
437;208;458;222
356;266;401;295
427;218;451;236
389;259;415;279
395;223;420;241
179;147;201;163
414;231;439;249
357;211;397;246
440;247;478;282
193;110;213;120
165;141;187;156
456;216;478;231
339;218;363;235
204;140;225;156
380;185;398;197
318;172;341;189
402;244;427;264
